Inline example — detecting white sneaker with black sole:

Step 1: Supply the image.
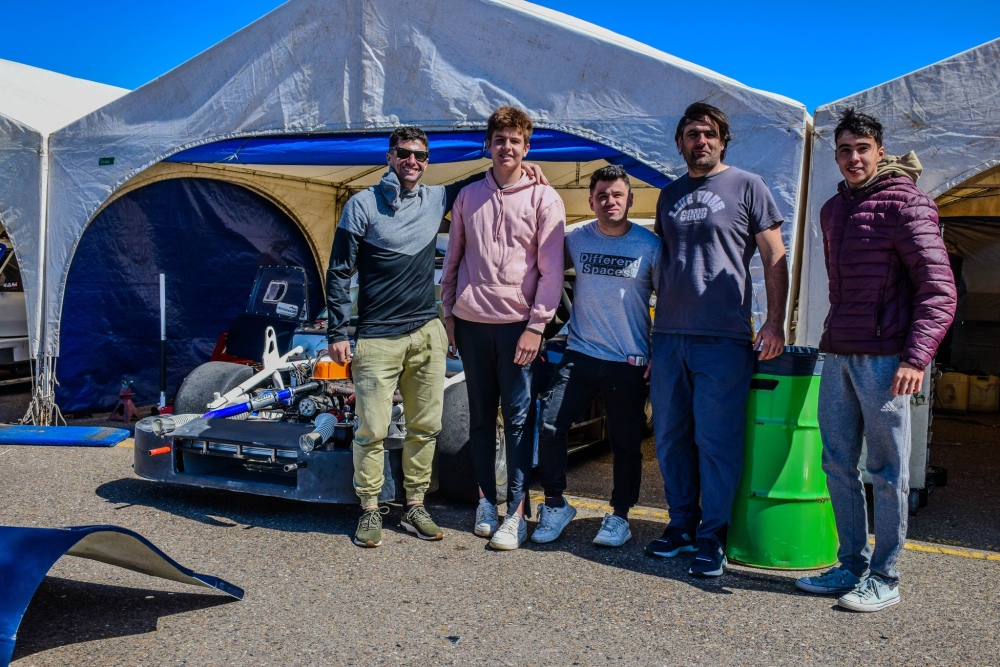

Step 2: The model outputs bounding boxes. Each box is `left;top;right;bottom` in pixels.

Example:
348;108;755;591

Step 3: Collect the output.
593;513;631;547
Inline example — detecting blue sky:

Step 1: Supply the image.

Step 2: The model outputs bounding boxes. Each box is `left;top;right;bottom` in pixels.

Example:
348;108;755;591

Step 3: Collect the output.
2;0;997;112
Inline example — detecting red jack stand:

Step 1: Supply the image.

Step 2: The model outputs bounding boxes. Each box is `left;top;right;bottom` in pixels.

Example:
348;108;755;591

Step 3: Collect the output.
109;383;141;422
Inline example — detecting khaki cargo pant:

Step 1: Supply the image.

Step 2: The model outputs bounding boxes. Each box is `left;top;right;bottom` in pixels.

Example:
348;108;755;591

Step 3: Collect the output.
351;318;446;507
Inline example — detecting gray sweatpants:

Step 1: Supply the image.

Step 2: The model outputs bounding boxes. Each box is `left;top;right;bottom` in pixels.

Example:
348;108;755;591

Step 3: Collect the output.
818;353;911;585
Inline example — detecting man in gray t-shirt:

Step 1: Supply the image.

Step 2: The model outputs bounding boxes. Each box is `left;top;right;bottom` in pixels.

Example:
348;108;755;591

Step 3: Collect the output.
531;165;661;548
646;102;789;579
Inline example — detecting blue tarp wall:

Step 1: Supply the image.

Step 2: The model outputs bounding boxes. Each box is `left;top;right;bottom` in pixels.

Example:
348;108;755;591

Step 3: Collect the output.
58;178;323;413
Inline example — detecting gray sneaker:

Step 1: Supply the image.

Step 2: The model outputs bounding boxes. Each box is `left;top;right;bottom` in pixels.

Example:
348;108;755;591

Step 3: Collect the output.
401;503;444;541
795;566;863;595
593;514;632;547
474;498;499;538
838;576;900;612
530;501;577;544
354;506;389;548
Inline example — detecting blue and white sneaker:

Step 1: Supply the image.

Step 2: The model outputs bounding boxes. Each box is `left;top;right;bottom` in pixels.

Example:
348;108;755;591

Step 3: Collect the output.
531;501;577;544
645;526;697;558
837;576;900;612
593;513;632;547
474;498;499;538
689;537;727;578
795;567;862;595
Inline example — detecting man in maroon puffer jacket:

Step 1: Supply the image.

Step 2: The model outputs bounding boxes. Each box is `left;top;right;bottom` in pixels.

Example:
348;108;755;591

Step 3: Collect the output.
796;108;956;612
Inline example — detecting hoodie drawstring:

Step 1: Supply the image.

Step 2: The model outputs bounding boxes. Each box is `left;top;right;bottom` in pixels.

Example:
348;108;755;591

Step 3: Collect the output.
494;189;505;242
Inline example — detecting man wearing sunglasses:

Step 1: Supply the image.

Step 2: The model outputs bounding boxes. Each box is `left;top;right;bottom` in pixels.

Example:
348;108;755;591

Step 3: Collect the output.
326;126;547;549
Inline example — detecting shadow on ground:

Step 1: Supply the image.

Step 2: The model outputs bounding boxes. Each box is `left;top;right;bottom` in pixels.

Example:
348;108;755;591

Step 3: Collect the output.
94;477;360;536
428;508;816;600
11;576;236;661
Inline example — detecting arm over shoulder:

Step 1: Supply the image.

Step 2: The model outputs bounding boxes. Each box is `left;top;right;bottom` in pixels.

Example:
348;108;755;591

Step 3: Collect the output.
528;188;566;328
440;188;468;317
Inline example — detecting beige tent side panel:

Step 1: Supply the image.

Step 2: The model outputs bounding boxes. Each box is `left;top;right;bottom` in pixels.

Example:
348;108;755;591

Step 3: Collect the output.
97;163;341;277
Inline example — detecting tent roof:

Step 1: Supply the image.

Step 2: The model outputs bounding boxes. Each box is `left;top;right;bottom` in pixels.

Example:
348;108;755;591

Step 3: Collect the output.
797;37;1000;346
0;59;128;135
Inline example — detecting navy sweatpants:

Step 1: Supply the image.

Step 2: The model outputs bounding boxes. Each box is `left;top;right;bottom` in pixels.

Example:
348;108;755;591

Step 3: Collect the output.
650;333;754;541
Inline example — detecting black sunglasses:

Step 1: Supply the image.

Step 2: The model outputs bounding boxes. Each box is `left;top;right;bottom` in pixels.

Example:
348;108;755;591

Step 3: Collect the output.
392;147;430;162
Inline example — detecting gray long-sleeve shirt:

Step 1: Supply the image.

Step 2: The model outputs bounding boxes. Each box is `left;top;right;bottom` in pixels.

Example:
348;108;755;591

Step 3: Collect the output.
326;170;480;342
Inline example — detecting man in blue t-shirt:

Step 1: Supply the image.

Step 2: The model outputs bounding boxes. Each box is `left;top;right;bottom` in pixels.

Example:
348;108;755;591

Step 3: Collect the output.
531;165;661;548
646;102;789;578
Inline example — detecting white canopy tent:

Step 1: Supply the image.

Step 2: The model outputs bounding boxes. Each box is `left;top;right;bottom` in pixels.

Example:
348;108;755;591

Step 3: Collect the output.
0;59;127;419
797;38;1000;350
0;59;128;340
24;0;808;417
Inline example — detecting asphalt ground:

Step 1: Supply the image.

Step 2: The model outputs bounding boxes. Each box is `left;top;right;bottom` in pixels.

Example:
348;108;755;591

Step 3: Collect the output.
2;386;999;666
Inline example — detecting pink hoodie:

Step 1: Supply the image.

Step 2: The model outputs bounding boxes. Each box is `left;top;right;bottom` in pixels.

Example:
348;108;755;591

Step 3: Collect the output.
441;169;565;327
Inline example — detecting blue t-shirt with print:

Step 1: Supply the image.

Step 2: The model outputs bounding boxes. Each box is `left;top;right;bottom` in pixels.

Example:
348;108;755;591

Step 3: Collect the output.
652;166;782;340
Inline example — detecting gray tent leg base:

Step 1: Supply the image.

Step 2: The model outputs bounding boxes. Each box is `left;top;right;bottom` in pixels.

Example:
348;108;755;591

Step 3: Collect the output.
0;525;243;667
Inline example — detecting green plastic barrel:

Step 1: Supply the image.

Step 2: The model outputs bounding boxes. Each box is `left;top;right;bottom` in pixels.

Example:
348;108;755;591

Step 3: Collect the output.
726;346;839;569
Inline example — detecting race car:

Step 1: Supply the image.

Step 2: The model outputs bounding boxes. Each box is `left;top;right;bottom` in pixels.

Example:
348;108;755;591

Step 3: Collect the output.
134;265;620;505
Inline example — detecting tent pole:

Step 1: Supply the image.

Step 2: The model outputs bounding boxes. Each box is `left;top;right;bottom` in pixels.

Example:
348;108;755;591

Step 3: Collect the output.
159;273;167;411
23;134;64;426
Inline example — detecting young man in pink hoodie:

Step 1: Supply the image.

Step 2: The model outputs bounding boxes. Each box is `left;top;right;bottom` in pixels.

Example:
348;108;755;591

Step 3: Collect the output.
441;106;566;550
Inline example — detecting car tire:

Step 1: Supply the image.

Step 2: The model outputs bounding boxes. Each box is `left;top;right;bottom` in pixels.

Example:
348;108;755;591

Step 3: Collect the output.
174;361;254;415
435;380;507;504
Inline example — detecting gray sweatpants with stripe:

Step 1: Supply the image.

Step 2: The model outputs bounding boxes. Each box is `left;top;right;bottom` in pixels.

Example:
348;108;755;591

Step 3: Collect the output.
819;353;912;585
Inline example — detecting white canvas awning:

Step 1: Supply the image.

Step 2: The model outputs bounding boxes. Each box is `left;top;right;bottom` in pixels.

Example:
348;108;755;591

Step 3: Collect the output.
798;38;1000;347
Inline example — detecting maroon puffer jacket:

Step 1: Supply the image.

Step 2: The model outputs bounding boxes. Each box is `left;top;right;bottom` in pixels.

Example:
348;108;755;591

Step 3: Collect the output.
819;174;956;370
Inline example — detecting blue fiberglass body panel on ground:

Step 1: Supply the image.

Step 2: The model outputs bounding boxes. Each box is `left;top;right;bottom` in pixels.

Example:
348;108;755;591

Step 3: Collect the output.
0;525;242;667
0;426;130;447
167;129;670;189
57;178;323;413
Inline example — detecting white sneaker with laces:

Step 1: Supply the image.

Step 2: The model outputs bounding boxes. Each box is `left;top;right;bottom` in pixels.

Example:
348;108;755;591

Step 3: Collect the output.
593;513;631;547
837;576;900;612
474;498;499;537
530;501;577;544
489;513;527;550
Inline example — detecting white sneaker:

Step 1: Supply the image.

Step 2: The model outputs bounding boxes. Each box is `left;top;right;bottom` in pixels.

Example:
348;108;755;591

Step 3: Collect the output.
593;513;632;547
474;498;499;538
489;513;527;550
530;501;577;544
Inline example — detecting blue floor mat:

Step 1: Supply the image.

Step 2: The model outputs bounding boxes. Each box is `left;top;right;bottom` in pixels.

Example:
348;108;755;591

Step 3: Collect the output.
0;425;130;447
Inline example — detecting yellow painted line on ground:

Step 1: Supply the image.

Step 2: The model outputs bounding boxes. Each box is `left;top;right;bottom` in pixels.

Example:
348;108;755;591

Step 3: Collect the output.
529;492;672;522
117;438;134;449
531;492;1000;563
903;541;1000;562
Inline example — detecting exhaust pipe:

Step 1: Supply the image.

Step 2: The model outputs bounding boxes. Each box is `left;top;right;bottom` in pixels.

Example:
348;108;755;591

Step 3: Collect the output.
299;413;338;453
